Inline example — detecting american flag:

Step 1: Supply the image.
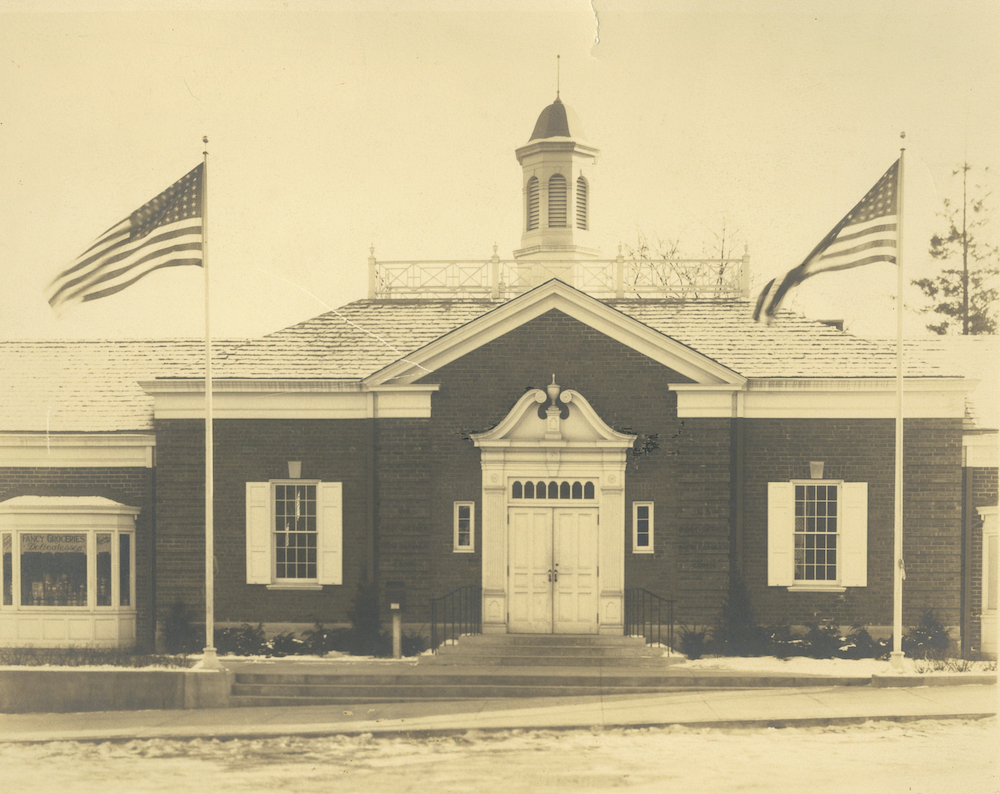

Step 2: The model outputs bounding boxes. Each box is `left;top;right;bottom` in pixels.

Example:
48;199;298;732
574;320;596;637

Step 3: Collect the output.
754;159;899;322
47;164;203;309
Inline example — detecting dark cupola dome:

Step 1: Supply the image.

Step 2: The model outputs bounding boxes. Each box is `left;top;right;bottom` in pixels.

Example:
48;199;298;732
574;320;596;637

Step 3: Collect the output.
528;97;587;142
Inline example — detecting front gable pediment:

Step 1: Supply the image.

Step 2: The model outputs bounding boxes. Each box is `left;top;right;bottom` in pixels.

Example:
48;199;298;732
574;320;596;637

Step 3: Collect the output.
364;280;745;388
472;383;636;449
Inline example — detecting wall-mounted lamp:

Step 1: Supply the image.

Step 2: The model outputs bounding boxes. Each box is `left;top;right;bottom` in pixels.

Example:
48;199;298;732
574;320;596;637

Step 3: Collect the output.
287;461;302;479
809;461;824;480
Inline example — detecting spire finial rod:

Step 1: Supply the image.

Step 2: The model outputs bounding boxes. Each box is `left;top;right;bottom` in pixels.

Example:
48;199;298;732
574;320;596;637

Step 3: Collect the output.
557;54;560;99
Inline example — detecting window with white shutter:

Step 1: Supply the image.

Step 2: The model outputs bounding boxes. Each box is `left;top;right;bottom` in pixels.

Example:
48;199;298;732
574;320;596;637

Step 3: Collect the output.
767;480;867;590
245;481;342;588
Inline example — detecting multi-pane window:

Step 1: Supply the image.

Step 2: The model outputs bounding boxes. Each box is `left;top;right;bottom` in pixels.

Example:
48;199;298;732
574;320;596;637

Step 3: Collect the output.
511;480;595;500
794;484;838;581
633;502;654;553
454;502;474;552
0;498;136;611
274;483;317;580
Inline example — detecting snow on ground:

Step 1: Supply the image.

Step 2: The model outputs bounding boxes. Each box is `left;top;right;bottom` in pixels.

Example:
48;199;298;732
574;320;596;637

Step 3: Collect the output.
1;719;995;794
667;654;998;676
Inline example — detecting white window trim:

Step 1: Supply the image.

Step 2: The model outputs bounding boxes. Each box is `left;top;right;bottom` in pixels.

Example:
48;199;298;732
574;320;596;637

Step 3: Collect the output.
0;497;138;612
632;501;654;554
245;480;342;587
768;480;867;591
453;501;475;553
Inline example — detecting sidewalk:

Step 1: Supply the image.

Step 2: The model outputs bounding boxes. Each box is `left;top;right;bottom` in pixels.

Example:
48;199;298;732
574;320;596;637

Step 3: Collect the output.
0;683;994;743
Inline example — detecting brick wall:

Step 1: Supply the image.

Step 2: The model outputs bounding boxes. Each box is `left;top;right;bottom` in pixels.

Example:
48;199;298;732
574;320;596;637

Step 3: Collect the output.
154;419;373;638
376;308;731;625
742;418;964;633
966;464;998;653
0;465;156;649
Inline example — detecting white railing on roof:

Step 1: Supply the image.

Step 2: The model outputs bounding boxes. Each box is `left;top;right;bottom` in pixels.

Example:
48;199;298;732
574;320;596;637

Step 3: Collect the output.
368;246;750;300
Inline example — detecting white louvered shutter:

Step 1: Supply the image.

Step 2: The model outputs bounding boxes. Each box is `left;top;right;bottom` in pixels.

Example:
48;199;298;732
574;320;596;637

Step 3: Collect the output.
548;174;567;228
840;482;869;587
767;482;795;586
245;482;272;584
317;482;343;585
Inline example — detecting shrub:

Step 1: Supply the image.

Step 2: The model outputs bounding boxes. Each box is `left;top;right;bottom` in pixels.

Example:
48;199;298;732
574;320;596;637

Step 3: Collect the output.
803;623;842;659
714;574;767;656
347;580;386;656
401;630;428;657
301;622;352;655
903;609;952;660
678;625;710;660
268;632;307;657
163;601;201;654
214;623;268;656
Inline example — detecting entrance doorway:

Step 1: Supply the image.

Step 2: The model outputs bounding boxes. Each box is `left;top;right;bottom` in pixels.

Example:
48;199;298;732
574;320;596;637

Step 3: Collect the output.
508;506;598;634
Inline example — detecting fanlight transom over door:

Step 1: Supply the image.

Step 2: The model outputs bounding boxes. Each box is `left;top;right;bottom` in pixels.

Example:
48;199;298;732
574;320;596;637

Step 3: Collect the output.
508;505;598;634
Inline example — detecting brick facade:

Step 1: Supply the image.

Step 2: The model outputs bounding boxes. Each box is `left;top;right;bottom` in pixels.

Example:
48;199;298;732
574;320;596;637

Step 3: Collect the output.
154;419;374;638
966;464;998;653
742;418;964;634
0;464;156;649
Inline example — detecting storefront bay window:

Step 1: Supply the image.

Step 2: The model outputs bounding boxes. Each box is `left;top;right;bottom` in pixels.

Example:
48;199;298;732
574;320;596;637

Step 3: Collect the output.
0;496;139;647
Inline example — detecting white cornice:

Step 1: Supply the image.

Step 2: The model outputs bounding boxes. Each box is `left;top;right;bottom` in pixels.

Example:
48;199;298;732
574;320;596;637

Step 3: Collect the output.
0;434;154;468
365;280;745;388
673;378;970;419
138;380;440;420
964;433;999;468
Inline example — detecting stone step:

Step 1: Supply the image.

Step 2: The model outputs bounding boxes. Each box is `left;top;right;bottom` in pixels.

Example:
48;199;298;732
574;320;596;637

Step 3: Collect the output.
422;654;676;667
231;682;682;701
433;644;663;658
440;634;654;647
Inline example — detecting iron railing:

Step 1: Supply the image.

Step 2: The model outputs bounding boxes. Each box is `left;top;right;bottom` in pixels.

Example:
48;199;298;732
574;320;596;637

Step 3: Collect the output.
368;248;751;301
624;588;675;650
430;585;482;651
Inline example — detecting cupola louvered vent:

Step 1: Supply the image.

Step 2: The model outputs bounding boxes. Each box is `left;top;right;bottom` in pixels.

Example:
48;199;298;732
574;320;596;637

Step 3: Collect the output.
548;174;567;228
576;176;588;230
526;177;540;231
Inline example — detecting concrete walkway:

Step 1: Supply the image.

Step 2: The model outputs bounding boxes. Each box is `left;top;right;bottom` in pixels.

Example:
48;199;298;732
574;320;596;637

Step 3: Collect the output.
0;683;994;743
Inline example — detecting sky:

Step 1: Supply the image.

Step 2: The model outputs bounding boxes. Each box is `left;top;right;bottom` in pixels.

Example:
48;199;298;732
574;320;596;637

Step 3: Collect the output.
1;0;998;340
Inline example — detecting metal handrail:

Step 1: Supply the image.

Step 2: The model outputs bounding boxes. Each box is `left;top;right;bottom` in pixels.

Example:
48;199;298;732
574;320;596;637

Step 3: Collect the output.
624;588;675;650
429;585;482;651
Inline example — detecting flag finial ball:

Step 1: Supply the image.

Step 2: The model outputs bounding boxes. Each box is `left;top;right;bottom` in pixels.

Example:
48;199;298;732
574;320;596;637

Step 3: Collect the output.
900;131;906;140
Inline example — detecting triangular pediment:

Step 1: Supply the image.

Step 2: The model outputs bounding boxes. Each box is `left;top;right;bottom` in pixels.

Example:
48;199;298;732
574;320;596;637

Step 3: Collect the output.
364;280;745;388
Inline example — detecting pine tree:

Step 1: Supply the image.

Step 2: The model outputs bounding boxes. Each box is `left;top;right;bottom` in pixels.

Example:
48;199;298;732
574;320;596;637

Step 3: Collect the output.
912;163;998;335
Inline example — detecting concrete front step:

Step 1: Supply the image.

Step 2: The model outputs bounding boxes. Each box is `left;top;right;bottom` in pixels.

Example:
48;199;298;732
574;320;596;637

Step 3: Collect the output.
424;634;674;666
228;670;872;706
424;654;675;666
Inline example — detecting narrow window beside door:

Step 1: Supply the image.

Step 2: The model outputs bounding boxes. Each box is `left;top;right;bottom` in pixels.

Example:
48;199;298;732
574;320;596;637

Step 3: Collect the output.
454;502;475;553
633;501;654;553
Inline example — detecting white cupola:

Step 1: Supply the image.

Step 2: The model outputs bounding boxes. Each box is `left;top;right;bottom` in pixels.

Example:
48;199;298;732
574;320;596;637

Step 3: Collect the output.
514;95;600;264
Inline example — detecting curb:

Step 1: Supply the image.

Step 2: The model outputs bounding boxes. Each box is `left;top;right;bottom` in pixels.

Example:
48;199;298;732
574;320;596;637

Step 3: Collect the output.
0;711;994;745
871;673;998;687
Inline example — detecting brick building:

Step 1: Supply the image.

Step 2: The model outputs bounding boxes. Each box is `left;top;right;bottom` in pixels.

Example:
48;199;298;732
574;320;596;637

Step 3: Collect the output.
2;97;996;656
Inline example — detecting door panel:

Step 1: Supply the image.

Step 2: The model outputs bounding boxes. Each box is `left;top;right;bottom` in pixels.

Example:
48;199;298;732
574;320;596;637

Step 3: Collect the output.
508;508;553;633
553;508;599;634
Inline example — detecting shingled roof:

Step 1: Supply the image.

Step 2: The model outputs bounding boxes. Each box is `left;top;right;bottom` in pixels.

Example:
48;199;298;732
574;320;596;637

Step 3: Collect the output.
0;340;236;432
212;295;950;380
1;290;976;434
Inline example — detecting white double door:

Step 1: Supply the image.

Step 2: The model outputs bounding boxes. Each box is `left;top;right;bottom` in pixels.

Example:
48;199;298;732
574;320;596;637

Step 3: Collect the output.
508;506;599;634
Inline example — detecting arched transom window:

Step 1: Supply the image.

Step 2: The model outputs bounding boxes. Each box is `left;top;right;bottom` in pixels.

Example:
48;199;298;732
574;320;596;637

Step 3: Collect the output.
511;479;596;500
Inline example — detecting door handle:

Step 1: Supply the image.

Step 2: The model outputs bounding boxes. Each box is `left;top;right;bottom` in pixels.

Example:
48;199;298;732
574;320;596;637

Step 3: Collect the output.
553;563;558;582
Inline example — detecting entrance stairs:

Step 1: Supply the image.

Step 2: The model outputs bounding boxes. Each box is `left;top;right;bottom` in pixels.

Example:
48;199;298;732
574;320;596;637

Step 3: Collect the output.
228;635;704;707
421;633;675;667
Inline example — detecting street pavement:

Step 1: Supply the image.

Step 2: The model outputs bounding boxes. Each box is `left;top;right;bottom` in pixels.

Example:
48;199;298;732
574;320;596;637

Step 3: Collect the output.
0;682;994;743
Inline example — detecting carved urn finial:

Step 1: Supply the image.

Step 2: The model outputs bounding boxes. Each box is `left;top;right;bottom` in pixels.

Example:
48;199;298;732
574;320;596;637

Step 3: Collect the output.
546;374;560;404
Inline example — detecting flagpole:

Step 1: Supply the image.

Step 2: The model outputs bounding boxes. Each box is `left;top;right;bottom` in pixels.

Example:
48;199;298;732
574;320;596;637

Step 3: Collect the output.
200;135;220;669
890;139;907;671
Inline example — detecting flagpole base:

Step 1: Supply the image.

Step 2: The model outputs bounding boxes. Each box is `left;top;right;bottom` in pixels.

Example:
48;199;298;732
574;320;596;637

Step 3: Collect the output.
888;650;907;672
194;646;224;670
